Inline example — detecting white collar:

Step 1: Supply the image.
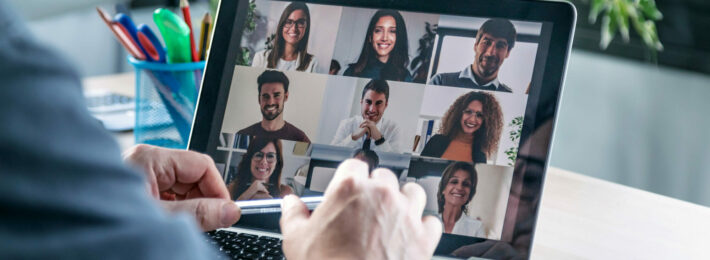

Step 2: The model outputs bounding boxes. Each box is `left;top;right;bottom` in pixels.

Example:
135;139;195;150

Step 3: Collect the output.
459;65;500;89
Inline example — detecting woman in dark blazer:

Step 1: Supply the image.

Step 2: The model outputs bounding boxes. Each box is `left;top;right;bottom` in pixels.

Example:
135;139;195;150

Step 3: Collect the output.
421;91;503;164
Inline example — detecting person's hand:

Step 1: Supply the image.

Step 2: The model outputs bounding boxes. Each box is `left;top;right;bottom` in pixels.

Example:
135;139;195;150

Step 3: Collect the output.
279;159;442;260
360;120;382;140
351;126;369;140
123;144;241;231
237;180;272;201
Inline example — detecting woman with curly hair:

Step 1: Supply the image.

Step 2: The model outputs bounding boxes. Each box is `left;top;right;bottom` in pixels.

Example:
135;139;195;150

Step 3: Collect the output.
421;91;503;164
229;137;293;201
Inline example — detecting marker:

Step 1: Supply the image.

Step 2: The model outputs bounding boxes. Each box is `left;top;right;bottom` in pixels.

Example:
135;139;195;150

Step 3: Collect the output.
180;0;199;62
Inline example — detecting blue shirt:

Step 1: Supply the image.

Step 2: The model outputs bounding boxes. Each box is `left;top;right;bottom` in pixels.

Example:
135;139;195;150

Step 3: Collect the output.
0;1;217;258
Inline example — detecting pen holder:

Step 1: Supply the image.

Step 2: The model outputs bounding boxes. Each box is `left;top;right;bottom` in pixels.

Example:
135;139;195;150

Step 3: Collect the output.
128;57;206;149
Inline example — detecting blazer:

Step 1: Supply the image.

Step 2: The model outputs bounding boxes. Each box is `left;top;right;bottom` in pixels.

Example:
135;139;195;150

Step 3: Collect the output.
420;134;486;164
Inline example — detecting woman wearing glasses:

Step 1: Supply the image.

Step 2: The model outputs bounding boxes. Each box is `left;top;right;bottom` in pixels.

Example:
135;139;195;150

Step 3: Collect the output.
229;137;293;201
251;2;319;72
421;91;503;164
343;9;412;82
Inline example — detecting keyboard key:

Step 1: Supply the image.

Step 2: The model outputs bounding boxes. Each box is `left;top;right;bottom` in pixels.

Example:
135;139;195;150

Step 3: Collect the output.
241;252;260;259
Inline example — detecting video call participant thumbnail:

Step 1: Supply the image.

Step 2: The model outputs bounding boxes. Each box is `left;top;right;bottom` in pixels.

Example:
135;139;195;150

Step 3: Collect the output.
343;10;412;82
429;18;516;93
251;2;319;72
237;70;311;143
437;161;485;237
331;79;404;153
421;91;502;164
229;137;294;200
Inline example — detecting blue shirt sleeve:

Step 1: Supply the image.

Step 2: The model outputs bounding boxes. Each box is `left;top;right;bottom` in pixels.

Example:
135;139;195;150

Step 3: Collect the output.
0;2;218;258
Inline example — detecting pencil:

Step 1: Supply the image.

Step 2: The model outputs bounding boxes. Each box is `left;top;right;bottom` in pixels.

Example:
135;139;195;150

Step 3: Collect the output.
180;0;199;62
199;12;213;61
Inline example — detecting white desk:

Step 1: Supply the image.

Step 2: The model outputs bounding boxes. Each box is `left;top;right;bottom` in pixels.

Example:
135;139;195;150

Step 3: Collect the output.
83;74;710;259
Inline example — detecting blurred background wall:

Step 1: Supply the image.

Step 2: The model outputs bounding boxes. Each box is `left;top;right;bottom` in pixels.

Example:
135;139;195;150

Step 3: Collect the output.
9;0;710;206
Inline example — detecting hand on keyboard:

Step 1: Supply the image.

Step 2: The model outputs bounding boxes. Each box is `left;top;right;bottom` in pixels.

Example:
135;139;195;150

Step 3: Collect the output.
279;159;442;260
123;144;241;231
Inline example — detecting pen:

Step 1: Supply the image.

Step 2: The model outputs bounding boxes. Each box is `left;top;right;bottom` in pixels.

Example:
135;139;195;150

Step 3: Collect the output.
180;0;199;62
96;7;146;60
199;12;212;61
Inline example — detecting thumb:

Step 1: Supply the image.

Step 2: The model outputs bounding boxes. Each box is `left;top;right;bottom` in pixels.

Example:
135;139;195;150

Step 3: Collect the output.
279;195;309;235
162;198;241;231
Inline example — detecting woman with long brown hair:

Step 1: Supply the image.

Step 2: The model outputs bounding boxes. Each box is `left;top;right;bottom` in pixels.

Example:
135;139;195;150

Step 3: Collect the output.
251;2;319;72
343;9;411;81
421;91;503;164
229;137;293;200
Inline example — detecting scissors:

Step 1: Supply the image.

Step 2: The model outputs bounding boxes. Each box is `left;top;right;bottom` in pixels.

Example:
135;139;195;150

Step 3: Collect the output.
96;7;145;60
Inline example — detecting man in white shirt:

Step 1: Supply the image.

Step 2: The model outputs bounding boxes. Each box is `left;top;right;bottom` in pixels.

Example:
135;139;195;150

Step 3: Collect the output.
331;80;403;153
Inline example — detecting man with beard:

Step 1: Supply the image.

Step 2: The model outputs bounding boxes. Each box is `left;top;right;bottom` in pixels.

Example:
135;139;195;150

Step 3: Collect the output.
429;19;516;93
237;70;310;142
331;79;403;153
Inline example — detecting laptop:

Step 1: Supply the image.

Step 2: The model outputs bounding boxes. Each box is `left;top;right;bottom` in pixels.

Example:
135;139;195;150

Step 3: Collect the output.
189;0;575;259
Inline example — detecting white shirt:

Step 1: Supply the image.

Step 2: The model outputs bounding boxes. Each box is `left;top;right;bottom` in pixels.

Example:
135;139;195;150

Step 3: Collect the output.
251;49;319;73
330;116;403;154
439;213;486;238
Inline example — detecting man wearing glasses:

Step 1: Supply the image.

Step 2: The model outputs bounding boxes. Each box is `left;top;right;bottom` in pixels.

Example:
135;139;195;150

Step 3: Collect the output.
237;70;311;143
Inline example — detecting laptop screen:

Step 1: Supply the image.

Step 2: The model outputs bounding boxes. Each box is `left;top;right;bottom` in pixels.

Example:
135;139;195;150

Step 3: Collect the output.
199;0;558;247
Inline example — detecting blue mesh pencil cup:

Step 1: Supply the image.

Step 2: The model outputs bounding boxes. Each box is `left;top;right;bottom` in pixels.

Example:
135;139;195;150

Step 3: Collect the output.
128;57;205;149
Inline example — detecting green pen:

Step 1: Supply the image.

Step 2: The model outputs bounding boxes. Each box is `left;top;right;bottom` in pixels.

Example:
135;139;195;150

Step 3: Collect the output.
153;8;197;104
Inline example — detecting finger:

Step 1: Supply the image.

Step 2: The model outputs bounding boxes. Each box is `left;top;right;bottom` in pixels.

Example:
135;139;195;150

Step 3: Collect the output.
161;198;241;231
280;195;310;235
370;168;399;191
324;159;369;196
421;215;443;252
401;182;427;217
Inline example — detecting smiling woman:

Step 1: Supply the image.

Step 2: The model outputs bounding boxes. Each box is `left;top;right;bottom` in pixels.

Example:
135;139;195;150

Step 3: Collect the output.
437;161;485;237
251;2;318;72
228;137;294;200
343;9;412;82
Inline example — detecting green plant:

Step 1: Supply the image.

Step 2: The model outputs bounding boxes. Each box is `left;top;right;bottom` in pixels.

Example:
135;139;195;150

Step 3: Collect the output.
410;22;437;83
504;116;523;166
586;0;663;52
233;0;258;66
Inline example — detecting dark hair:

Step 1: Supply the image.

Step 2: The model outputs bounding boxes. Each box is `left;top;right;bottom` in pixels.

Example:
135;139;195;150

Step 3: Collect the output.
352;148;379;172
439;91;503;158
437;162;478;214
257;70;290;94
267;2;313;71
330;59;341;72
476;18;517;51
229;137;284;198
350;9;409;81
360;79;390;102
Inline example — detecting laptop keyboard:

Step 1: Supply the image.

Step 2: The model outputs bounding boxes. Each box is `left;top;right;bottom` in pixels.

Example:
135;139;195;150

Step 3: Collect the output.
205;230;285;260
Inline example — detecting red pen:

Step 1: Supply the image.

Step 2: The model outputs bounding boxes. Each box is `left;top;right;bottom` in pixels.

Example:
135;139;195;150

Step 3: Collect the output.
180;0;199;62
96;7;146;60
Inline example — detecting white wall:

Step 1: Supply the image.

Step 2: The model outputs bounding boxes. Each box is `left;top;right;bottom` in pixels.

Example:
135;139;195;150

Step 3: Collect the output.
419;85;527;166
551;50;710;206
245;0;342;74
220;66;328;140
330;8;439;75
315;76;425;152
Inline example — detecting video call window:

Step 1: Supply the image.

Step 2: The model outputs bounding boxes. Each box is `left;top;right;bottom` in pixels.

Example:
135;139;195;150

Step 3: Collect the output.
211;0;552;241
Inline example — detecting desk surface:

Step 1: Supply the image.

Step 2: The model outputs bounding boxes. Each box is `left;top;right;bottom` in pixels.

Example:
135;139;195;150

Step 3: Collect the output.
83;73;710;259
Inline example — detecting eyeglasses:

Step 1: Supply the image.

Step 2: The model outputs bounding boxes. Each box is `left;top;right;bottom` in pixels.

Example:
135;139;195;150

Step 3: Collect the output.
252;152;277;163
283;19;307;29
